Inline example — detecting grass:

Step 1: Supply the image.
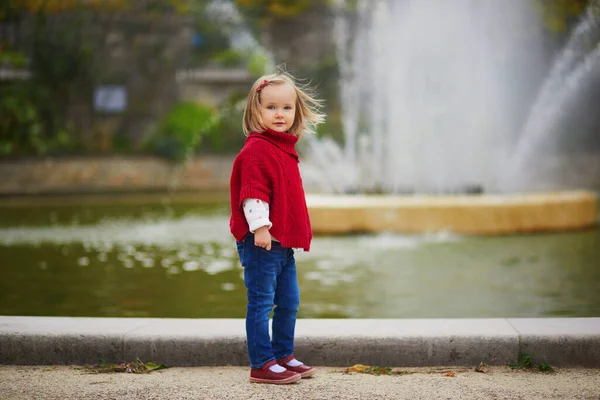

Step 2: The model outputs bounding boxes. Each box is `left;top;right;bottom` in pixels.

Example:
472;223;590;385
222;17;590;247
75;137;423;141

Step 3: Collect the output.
509;352;554;373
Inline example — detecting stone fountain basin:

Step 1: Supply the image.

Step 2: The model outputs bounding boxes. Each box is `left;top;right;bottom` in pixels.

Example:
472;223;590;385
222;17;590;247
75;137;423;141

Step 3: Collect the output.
307;190;598;235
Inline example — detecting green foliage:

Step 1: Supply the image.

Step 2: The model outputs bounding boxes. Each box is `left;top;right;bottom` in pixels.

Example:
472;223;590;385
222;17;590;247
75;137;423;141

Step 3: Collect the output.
538;362;555;372
247;51;270;76
187;1;271;74
509;352;534;369
342;0;359;12
0;83;73;156
26;3;94;90
187;0;232;66
0;50;27;68
112;132;133;153
1;0;192;16
0;2;93;156
509;352;554;373
146;101;220;162
235;0;319;20
210;49;270;76
310;53;341;140
200;93;246;154
234;0;331;43
211;49;244;67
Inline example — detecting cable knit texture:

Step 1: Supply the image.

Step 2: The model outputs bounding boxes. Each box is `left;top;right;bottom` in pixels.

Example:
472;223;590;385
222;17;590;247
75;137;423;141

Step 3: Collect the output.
230;129;312;251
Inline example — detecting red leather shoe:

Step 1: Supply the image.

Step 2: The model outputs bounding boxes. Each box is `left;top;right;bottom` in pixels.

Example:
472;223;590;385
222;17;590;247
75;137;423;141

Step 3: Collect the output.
250;360;301;384
277;355;315;378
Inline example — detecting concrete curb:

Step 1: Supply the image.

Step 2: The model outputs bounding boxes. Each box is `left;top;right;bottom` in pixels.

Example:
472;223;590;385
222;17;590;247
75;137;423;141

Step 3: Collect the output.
1;317;599;367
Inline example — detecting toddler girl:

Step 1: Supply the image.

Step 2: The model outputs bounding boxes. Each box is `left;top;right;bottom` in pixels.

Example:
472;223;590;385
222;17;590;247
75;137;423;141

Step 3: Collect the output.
229;70;325;384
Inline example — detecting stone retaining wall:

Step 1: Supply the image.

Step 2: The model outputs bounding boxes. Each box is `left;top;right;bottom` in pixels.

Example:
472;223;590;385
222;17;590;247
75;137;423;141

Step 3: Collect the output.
0;156;235;195
1;154;599;196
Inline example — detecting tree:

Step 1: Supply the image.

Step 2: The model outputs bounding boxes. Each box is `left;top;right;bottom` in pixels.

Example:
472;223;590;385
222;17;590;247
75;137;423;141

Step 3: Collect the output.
0;0;201;155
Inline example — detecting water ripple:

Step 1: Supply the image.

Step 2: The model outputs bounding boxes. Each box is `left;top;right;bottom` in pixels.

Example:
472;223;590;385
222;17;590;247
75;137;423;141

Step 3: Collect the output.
0;216;231;247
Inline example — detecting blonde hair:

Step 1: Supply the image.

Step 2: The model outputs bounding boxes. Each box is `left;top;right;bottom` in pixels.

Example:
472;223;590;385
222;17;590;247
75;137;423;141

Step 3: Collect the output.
242;69;325;137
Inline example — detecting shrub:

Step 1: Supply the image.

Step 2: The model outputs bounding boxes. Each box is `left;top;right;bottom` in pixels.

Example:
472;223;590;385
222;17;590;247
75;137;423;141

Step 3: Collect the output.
197;92;247;154
146;101;220;162
0;83;72;156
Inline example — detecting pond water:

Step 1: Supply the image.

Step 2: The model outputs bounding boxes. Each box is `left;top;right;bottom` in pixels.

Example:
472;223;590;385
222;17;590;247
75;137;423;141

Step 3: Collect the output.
0;195;599;318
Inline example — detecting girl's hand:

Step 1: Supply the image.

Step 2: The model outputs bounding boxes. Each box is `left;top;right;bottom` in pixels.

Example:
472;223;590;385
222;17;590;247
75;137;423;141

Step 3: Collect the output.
254;226;272;250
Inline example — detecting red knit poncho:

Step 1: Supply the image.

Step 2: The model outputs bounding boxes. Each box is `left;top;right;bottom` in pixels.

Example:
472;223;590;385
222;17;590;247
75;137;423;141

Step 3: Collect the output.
229;129;312;251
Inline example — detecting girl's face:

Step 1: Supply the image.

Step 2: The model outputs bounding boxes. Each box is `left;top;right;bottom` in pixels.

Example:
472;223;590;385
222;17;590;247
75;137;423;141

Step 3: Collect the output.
259;83;296;133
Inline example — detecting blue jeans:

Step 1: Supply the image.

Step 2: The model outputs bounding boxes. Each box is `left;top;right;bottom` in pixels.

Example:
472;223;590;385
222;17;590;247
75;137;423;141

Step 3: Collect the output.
236;233;299;369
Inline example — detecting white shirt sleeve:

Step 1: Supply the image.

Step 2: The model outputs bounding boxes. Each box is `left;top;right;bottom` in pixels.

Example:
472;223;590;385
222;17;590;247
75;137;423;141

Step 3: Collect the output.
243;198;273;232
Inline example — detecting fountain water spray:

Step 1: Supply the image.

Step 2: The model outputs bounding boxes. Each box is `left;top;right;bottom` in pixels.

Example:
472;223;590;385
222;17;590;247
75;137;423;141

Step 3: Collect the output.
502;2;600;191
304;0;600;194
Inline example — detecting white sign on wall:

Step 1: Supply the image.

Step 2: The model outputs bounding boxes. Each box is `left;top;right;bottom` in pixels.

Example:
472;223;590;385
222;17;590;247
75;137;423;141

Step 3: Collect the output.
94;85;127;113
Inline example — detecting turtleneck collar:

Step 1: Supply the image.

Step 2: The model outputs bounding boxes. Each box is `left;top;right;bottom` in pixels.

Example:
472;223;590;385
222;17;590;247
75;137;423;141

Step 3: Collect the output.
247;128;299;161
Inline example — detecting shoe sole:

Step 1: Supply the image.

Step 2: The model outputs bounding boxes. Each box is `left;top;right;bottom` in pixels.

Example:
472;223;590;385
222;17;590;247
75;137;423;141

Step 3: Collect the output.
249;374;302;384
300;368;315;378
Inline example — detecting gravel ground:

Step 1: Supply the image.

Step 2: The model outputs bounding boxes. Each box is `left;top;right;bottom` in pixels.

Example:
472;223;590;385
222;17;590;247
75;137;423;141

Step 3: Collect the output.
0;365;599;400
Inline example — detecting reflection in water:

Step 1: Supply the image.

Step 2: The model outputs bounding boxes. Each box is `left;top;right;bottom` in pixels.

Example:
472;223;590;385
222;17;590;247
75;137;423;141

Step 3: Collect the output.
0;202;598;318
